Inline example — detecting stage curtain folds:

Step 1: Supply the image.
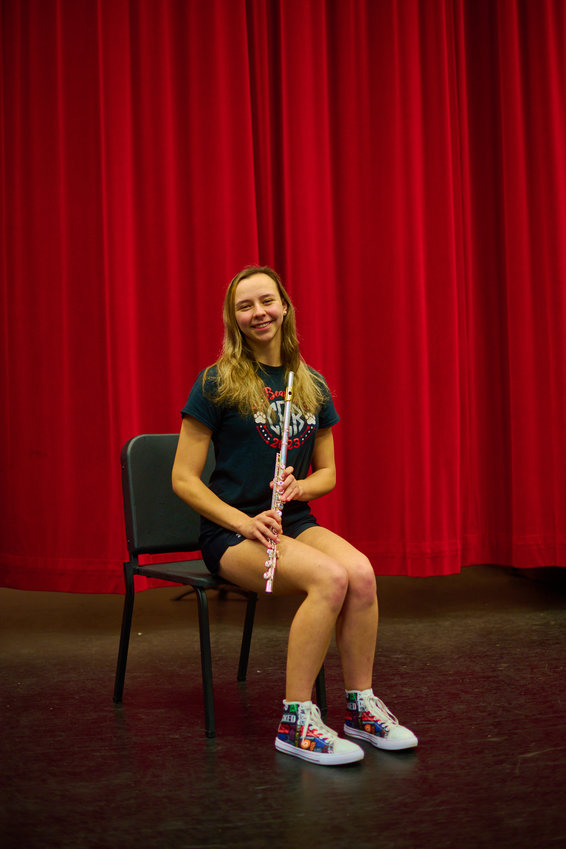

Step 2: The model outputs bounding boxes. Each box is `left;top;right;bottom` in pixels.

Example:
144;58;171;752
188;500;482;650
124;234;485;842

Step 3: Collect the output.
1;0;565;591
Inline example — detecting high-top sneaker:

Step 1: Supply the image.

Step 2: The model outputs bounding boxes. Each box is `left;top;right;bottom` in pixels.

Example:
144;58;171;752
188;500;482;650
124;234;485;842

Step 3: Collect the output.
344;689;418;750
275;700;364;765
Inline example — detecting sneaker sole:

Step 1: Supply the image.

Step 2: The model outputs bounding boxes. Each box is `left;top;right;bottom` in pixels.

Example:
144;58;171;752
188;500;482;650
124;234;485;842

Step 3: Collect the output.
344;725;418;751
275;738;364;765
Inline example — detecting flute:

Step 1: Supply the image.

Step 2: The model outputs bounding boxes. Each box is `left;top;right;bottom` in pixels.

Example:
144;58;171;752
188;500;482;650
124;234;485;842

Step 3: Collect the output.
264;370;295;593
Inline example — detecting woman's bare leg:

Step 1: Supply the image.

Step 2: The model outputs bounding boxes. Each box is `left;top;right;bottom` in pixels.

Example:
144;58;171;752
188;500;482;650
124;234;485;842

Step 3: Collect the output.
296;526;379;691
219;534;348;701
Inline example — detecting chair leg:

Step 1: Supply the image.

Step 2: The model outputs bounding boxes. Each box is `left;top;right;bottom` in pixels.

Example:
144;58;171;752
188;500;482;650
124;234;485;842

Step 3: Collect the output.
113;564;135;703
195;588;216;738
237;593;257;682
315;665;327;718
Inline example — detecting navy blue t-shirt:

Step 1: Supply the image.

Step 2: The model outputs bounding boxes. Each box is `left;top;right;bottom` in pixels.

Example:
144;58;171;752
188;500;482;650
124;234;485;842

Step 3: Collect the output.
181;363;339;540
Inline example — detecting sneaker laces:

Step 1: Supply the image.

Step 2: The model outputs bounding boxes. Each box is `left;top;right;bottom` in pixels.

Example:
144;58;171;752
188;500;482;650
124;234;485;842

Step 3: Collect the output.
362;692;399;728
300;703;338;745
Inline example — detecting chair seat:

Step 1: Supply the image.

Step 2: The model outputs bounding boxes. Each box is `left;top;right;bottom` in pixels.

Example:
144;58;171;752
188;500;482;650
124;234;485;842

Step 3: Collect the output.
133;559;222;589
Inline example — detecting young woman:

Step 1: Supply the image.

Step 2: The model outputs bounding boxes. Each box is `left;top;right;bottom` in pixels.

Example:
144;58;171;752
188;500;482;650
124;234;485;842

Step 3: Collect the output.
172;265;417;765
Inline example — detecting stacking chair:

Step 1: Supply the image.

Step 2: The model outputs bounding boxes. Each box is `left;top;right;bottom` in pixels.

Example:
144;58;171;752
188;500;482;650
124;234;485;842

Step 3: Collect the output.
113;433;326;738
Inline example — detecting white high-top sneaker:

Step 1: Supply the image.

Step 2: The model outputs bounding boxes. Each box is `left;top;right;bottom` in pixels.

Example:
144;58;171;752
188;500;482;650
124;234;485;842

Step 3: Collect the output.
275;700;364;765
344;689;418;750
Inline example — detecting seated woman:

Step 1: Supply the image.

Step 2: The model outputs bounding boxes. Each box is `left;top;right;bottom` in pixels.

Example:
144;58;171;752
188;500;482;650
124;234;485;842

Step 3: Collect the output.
172;265;417;766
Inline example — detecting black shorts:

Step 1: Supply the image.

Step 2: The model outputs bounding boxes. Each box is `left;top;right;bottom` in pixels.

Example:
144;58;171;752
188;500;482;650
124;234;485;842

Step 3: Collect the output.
200;512;319;576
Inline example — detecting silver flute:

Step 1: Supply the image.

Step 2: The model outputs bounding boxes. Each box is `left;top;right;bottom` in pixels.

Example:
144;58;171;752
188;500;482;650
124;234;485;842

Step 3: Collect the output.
264;370;295;593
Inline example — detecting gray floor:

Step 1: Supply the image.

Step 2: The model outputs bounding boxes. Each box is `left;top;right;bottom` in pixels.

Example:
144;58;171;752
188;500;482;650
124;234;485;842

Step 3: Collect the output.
1;565;566;849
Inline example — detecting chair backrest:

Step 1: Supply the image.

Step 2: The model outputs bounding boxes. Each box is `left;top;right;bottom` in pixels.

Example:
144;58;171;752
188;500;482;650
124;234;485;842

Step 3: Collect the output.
121;433;215;556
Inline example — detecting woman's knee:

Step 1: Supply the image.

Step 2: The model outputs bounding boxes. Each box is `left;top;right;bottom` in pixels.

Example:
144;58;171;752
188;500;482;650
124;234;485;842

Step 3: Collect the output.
346;554;377;603
310;558;349;608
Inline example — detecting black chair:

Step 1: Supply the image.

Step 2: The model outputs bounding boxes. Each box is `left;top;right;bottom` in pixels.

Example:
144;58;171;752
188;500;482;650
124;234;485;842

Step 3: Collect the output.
113;433;326;738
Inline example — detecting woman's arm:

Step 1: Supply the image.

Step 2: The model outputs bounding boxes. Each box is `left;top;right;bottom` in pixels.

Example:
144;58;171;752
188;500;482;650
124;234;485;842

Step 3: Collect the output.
281;426;337;503
172;415;281;547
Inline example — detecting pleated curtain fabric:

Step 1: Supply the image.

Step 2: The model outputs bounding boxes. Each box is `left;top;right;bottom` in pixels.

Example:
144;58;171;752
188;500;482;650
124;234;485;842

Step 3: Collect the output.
1;0;565;591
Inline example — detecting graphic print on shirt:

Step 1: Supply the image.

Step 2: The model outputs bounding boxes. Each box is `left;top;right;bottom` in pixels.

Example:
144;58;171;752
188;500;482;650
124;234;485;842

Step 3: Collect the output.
253;384;316;451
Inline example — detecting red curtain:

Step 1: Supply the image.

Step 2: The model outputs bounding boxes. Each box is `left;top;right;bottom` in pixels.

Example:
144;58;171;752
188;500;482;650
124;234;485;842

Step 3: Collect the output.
1;0;565;592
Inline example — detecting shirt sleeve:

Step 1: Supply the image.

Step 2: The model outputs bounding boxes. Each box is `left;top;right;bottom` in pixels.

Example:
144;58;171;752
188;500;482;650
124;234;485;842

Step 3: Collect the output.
181;368;222;433
313;369;340;428
318;394;340;428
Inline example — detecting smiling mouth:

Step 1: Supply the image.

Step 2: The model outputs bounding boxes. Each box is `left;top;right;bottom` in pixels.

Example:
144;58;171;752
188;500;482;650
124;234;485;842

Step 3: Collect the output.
252;321;272;329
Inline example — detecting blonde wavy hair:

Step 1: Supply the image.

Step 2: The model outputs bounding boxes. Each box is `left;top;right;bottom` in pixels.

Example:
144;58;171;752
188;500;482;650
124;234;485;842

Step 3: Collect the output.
204;266;328;417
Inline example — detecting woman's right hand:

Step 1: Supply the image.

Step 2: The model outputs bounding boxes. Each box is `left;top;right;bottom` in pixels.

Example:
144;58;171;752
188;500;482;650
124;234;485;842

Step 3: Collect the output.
239;510;282;548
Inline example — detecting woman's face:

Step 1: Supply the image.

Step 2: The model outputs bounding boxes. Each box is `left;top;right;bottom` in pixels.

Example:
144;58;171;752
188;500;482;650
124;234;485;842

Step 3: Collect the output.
233;273;287;355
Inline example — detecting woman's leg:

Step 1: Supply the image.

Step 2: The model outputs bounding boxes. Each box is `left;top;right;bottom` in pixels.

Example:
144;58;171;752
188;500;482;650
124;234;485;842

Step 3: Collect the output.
296;527;418;751
219;534;348;702
296;526;378;691
221;528;417;755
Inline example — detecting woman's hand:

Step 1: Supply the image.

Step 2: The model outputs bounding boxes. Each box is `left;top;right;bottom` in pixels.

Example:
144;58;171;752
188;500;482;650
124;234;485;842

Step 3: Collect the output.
276;466;305;503
239;509;282;548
